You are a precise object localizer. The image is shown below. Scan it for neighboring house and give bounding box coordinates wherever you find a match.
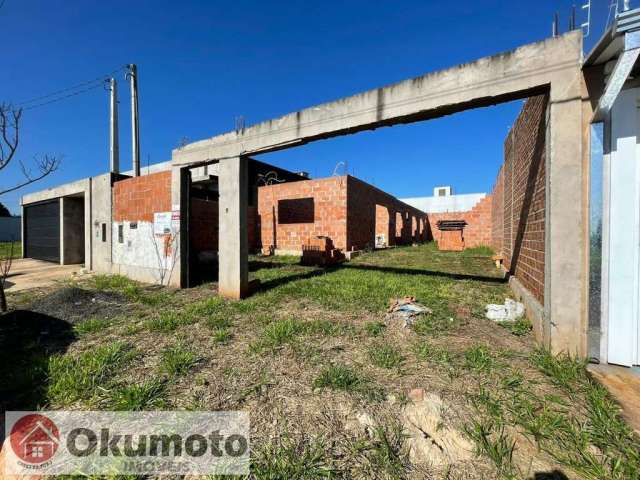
[402,187,487,214]
[583,7,640,367]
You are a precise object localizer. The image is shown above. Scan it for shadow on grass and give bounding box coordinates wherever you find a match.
[255,267,333,292]
[0,310,76,410]
[249,260,298,272]
[339,263,508,284]
[254,260,507,293]
[534,471,569,480]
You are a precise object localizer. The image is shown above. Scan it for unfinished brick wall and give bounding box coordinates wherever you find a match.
[257,175,428,254]
[346,176,428,251]
[492,94,548,303]
[190,198,218,253]
[190,199,258,254]
[257,176,348,252]
[491,166,505,254]
[427,195,493,250]
[113,171,172,222]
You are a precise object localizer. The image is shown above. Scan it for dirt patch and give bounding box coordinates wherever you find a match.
[27,287,131,324]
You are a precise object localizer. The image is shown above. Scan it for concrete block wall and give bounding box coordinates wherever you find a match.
[427,195,493,250]
[491,94,548,304]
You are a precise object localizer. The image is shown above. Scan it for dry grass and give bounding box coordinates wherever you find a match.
[2,243,638,479]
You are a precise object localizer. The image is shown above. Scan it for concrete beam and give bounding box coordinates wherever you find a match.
[173,32,582,166]
[21,178,90,206]
[218,156,248,299]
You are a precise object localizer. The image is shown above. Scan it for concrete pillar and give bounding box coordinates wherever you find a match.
[85,183,92,270]
[218,155,249,299]
[545,74,588,355]
[59,199,65,266]
[20,204,25,259]
[169,166,186,288]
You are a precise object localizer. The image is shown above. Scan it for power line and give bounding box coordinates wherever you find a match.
[21,82,107,111]
[16,65,127,107]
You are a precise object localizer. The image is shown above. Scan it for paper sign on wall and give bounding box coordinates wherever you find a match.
[153,212,172,235]
[171,210,181,231]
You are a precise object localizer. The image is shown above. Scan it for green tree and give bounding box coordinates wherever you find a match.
[0,202,10,217]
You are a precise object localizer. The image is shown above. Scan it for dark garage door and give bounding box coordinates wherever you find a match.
[24,200,60,263]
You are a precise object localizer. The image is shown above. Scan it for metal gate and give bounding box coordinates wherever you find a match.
[24,199,60,263]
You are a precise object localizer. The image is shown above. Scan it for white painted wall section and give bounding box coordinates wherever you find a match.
[400,193,486,213]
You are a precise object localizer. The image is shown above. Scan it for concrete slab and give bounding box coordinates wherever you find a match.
[4,258,86,292]
[588,363,640,433]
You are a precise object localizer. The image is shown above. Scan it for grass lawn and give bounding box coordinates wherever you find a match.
[0,240,21,258]
[2,243,639,479]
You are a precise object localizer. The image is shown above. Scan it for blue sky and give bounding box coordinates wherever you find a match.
[0,0,615,214]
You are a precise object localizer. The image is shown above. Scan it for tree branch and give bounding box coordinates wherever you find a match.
[0,154,61,196]
[0,103,21,171]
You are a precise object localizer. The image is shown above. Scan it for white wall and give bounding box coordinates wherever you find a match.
[111,220,178,285]
[400,193,486,213]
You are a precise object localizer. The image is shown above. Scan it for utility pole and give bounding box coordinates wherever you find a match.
[109,78,120,174]
[127,64,140,177]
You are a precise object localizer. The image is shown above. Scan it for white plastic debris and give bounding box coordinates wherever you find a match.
[386,296,433,327]
[485,299,524,322]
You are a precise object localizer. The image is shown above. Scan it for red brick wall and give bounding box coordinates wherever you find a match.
[257,175,428,253]
[113,172,172,222]
[257,176,348,252]
[427,195,493,250]
[491,166,505,254]
[190,198,218,253]
[346,176,428,250]
[491,94,548,303]
[190,199,258,254]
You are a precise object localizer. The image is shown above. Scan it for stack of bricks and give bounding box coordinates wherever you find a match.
[301,236,343,266]
[113,171,172,222]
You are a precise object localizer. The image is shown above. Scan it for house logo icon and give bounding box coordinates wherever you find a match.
[9,413,60,465]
